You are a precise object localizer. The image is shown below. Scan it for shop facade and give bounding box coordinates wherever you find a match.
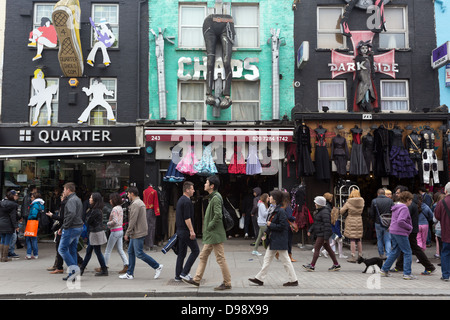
[292,0,450,217]
[1,1,149,208]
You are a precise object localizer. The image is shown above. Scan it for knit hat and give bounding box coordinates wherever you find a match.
[314,196,327,207]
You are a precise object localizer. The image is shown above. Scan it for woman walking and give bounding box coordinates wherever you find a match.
[80,192,108,276]
[248,190,298,286]
[340,189,365,262]
[25,192,44,259]
[303,196,341,272]
[251,193,269,256]
[102,192,128,274]
[380,191,416,280]
[0,191,19,262]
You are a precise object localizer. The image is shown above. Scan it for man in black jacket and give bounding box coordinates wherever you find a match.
[393,187,436,275]
[370,188,393,259]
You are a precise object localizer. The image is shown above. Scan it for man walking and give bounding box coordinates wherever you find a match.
[369,188,393,259]
[434,182,450,281]
[58,182,84,281]
[183,175,231,290]
[175,181,200,282]
[120,187,163,280]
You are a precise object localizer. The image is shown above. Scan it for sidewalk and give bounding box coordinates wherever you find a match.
[0,238,448,299]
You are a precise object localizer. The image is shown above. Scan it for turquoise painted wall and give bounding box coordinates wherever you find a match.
[149,0,294,121]
[435,1,450,108]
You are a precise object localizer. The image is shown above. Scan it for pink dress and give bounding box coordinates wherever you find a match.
[176,146,199,176]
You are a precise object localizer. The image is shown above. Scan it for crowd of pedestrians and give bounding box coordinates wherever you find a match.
[1,179,450,290]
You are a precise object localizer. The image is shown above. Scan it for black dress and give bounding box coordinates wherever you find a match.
[349,126,368,175]
[389,127,417,179]
[331,134,349,176]
[362,133,374,172]
[314,126,330,180]
[296,124,315,176]
[373,125,391,177]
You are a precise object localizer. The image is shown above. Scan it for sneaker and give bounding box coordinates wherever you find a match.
[328,264,341,272]
[182,278,200,287]
[302,264,315,272]
[252,250,262,256]
[390,267,402,273]
[379,269,392,277]
[174,277,182,282]
[52,0,84,77]
[440,277,450,282]
[339,254,348,259]
[248,278,264,286]
[421,269,436,276]
[321,249,328,258]
[154,264,163,279]
[119,273,134,280]
[214,283,232,291]
[403,274,418,280]
[180,274,192,281]
[8,253,19,260]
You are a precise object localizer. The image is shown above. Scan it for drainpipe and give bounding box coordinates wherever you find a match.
[269,28,281,120]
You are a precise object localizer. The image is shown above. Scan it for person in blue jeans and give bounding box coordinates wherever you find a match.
[57,182,84,281]
[120,187,163,280]
[369,189,394,259]
[25,192,45,259]
[380,191,416,280]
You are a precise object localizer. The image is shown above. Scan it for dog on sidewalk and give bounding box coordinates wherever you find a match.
[357,256,383,273]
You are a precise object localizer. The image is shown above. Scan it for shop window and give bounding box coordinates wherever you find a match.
[179,4,207,48]
[231,81,260,121]
[91,4,119,48]
[317,7,346,49]
[379,7,408,49]
[380,80,409,112]
[318,80,347,112]
[179,81,206,120]
[29,77,59,126]
[88,77,117,126]
[231,4,259,48]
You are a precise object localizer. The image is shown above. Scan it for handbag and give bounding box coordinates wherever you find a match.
[261,215,275,249]
[374,200,391,228]
[89,230,107,246]
[24,220,39,237]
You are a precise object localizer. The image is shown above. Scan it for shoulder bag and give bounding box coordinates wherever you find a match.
[374,199,391,228]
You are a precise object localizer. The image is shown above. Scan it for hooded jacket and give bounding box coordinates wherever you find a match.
[251,187,262,216]
[340,197,365,239]
[389,203,413,236]
[28,198,45,221]
[0,199,18,234]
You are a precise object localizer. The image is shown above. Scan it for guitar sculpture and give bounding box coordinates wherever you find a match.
[89,17,113,48]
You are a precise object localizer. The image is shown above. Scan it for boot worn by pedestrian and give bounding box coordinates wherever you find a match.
[95,267,109,276]
[118,265,128,274]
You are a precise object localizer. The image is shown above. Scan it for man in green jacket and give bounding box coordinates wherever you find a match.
[183,175,231,290]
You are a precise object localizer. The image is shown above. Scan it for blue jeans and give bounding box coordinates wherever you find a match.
[58,227,83,270]
[441,242,450,279]
[26,236,38,256]
[381,233,412,275]
[127,236,160,276]
[0,233,12,246]
[375,223,391,256]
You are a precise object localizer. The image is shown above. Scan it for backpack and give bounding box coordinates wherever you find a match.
[222,204,234,231]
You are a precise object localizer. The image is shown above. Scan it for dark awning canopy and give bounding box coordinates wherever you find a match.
[0,147,140,160]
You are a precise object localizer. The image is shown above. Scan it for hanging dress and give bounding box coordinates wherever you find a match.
[314,126,331,180]
[176,145,199,176]
[331,134,349,176]
[194,143,218,176]
[164,146,185,182]
[246,143,262,175]
[349,127,368,175]
[389,127,417,179]
[362,133,374,172]
[296,124,315,176]
[373,125,391,177]
[214,147,229,174]
[228,145,246,174]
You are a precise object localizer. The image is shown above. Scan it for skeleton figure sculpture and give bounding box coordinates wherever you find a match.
[202,14,236,109]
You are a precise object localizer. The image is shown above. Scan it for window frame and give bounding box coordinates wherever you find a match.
[231,4,260,49]
[87,77,118,126]
[178,4,207,49]
[230,80,261,121]
[178,80,207,121]
[378,6,408,49]
[317,6,347,50]
[90,3,120,49]
[317,80,347,112]
[380,79,410,112]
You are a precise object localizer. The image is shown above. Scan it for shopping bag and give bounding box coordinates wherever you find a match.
[24,220,39,237]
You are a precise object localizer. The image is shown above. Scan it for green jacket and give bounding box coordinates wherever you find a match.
[202,191,227,244]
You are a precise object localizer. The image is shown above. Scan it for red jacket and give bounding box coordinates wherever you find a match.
[143,186,160,216]
[434,195,450,243]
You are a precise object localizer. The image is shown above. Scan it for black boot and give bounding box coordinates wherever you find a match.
[95,266,108,276]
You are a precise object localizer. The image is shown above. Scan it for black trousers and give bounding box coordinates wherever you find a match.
[202,14,235,96]
[395,232,435,271]
[175,230,200,278]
